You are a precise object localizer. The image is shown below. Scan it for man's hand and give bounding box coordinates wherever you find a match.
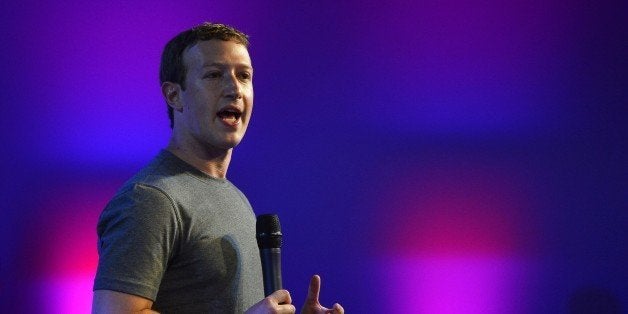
[245,289,296,314]
[301,275,344,314]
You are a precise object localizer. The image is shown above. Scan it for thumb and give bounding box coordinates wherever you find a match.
[305,275,321,304]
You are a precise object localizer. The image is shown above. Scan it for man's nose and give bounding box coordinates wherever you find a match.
[223,74,242,100]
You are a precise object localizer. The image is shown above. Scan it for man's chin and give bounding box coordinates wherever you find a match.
[215,137,243,150]
[196,132,246,152]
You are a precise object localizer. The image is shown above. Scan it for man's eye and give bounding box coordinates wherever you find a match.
[238,72,252,80]
[204,71,221,79]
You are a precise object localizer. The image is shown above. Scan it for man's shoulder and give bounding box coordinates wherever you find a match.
[116,150,190,193]
[104,149,244,214]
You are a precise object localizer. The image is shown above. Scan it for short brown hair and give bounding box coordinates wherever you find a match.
[159,22,250,128]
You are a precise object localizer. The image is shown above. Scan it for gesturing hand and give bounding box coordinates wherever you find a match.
[300,275,344,314]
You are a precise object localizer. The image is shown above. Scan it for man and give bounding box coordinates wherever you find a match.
[92,22,344,314]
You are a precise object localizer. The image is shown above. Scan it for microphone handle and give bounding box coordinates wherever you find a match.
[260,247,282,296]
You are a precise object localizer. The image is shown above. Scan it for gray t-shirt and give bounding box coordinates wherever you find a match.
[94,150,263,313]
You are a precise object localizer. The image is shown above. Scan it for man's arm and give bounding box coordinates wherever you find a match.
[92,290,158,314]
[94,185,178,312]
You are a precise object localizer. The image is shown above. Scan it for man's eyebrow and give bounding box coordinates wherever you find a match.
[202,62,253,70]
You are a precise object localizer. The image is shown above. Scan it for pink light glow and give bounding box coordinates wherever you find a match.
[384,256,536,314]
[375,160,540,313]
[29,189,103,277]
[378,162,538,256]
[25,181,120,311]
[35,274,94,314]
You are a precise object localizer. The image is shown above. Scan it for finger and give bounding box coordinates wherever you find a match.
[305,274,321,304]
[277,303,297,313]
[331,303,344,314]
[269,289,292,305]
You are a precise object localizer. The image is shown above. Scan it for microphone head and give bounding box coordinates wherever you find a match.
[256,214,282,249]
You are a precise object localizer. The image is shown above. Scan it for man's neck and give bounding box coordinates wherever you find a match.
[166,140,232,179]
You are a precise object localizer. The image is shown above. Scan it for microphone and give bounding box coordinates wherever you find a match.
[256,214,283,297]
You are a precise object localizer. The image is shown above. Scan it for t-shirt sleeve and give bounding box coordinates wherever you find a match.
[93,183,180,301]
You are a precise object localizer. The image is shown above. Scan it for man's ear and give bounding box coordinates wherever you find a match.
[161,82,183,112]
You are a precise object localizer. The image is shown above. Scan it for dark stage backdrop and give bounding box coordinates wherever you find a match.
[1,1,626,313]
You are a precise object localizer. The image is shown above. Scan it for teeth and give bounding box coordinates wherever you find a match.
[218,109,241,119]
[218,111,240,125]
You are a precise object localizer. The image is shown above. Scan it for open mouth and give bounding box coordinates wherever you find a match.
[216,108,242,125]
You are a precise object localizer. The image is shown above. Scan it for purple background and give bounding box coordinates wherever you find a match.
[2,1,627,313]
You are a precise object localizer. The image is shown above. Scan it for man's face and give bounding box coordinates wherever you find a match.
[175,40,253,152]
